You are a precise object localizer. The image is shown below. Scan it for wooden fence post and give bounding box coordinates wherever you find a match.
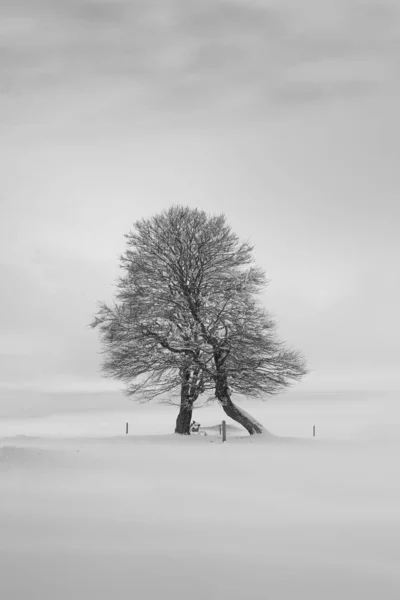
[222,420,226,443]
[313,425,315,438]
[126,422,129,435]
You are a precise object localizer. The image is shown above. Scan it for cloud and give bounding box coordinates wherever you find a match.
[1,0,399,395]
[1,0,399,128]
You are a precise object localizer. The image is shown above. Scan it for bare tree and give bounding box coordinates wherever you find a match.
[91,302,211,434]
[92,206,307,435]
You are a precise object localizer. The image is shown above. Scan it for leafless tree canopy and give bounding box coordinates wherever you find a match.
[92,206,307,434]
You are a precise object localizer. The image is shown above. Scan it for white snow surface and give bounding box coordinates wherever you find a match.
[1,391,399,599]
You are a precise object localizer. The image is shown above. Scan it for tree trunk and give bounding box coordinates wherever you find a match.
[214,361,264,435]
[175,401,193,434]
[175,369,196,434]
[175,364,205,435]
[220,394,264,435]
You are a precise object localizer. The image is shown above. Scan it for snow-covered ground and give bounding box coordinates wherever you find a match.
[1,390,399,599]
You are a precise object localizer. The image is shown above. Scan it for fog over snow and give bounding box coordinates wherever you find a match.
[1,395,400,599]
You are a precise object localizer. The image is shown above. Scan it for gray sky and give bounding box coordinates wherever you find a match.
[1,0,399,394]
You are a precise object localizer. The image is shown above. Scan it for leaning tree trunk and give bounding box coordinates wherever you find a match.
[215,366,264,435]
[220,394,264,435]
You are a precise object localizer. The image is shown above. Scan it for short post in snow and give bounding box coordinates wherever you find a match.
[222,420,227,443]
[313,425,315,438]
[126,422,129,435]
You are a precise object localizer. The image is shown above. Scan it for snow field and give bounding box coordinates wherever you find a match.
[1,392,399,599]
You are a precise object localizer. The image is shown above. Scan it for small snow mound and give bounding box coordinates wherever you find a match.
[0,444,73,471]
[0,445,46,470]
[202,423,247,437]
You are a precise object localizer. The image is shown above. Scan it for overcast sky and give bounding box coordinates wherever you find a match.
[1,0,399,395]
